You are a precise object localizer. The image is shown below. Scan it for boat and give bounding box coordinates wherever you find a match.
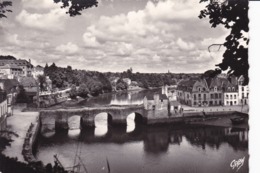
[230,117,246,125]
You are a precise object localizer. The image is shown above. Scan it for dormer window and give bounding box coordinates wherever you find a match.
[228,87,231,91]
[198,88,201,92]
[214,86,217,92]
[232,87,235,91]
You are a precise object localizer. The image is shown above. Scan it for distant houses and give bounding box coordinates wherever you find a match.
[176,75,248,107]
[0,59,33,79]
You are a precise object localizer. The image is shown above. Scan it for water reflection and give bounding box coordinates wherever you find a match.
[94,113,109,136]
[37,125,249,173]
[79,89,160,107]
[39,125,248,152]
[126,113,135,133]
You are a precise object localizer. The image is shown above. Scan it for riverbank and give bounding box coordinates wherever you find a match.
[2,107,39,162]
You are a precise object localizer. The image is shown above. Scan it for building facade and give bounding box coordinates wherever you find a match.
[176,78,210,107]
[238,76,249,105]
[176,76,240,107]
[0,64,23,79]
[32,65,44,79]
[0,92,8,131]
[0,59,33,77]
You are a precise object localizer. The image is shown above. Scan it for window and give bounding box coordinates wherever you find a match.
[234,101,237,105]
[232,87,235,91]
[227,101,229,105]
[194,102,197,105]
[219,93,222,98]
[214,86,217,91]
[203,87,206,91]
[194,94,196,100]
[152,105,155,110]
[226,94,229,99]
[215,93,218,99]
[242,93,244,99]
[228,87,231,91]
[211,94,214,99]
[203,94,206,100]
[161,99,163,102]
[215,101,217,105]
[219,101,222,105]
[230,95,233,99]
[198,88,201,92]
[234,95,236,99]
[187,94,189,99]
[247,93,249,98]
[242,87,244,91]
[198,94,201,98]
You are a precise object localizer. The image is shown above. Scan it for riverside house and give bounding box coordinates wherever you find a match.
[238,75,249,105]
[176,76,240,107]
[176,78,210,107]
[144,86,169,110]
[223,80,239,106]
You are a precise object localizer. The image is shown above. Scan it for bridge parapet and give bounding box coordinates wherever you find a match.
[39,105,146,132]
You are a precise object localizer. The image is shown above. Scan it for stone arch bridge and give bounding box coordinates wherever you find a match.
[39,105,146,132]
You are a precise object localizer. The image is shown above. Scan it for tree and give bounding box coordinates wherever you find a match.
[78,83,89,98]
[69,84,77,99]
[0,1,12,19]
[37,75,46,92]
[53,0,98,17]
[199,0,249,85]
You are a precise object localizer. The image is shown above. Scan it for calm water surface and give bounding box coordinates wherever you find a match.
[36,89,249,173]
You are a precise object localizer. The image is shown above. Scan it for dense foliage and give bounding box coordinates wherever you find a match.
[16,85,29,103]
[53,0,98,16]
[0,1,12,19]
[44,63,112,97]
[199,0,249,85]
[0,55,16,60]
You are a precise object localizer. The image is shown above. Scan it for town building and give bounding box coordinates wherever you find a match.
[223,80,239,106]
[0,59,33,77]
[238,76,249,105]
[0,64,23,79]
[18,76,38,103]
[0,79,19,114]
[176,78,210,107]
[143,93,168,110]
[32,65,44,79]
[207,77,226,106]
[176,76,240,107]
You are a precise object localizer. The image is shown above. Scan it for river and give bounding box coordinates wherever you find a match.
[35,89,249,173]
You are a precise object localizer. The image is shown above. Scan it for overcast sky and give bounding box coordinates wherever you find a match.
[0,0,228,73]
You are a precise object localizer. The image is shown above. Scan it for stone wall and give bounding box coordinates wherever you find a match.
[22,117,40,163]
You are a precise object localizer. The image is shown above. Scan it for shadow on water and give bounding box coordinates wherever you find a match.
[38,124,248,153]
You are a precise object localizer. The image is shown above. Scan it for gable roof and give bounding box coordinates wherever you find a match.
[177,78,198,92]
[0,64,22,69]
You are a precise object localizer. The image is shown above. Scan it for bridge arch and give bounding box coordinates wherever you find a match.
[94,112,113,136]
[126,112,145,133]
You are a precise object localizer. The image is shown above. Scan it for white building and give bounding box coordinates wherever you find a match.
[0,59,33,77]
[0,64,23,79]
[32,65,44,79]
[238,76,249,105]
[223,84,239,106]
